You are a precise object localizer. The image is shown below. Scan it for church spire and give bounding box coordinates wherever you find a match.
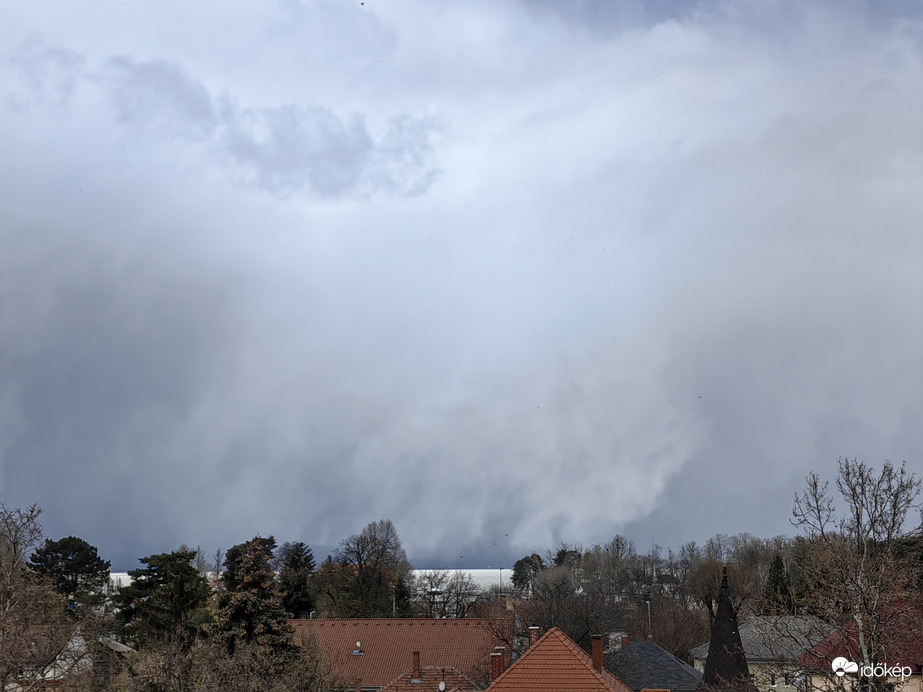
[698,567,757,692]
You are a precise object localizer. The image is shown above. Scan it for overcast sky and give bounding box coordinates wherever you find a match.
[2,0,921,571]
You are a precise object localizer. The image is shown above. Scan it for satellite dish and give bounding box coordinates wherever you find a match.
[356,641,361,648]
[439,683,446,691]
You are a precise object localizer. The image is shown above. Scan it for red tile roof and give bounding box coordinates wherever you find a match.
[486,627,634,692]
[291,618,511,689]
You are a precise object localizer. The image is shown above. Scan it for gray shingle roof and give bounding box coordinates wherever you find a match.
[604,641,703,692]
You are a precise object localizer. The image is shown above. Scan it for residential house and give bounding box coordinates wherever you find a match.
[692,615,827,692]
[798,604,923,692]
[1,624,105,691]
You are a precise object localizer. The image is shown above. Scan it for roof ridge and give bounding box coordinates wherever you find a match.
[380,664,479,691]
[487,627,631,691]
[553,629,633,690]
[553,629,606,678]
[656,643,702,672]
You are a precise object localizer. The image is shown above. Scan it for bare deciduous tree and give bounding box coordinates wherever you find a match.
[413,569,451,617]
[412,570,482,618]
[792,458,922,692]
[321,519,413,617]
[0,503,44,607]
[0,503,89,690]
[625,594,709,662]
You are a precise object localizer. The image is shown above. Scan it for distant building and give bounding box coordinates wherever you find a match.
[106,572,133,596]
[5,625,132,690]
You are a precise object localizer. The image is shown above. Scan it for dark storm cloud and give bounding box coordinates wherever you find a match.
[0,216,245,566]
[1,1,921,570]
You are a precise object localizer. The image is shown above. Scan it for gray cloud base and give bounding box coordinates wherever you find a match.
[1,1,921,569]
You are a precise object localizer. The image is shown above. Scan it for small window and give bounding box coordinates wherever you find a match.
[770,674,777,687]
[783,674,791,686]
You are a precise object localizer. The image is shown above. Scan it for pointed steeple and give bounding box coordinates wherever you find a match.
[698,567,757,692]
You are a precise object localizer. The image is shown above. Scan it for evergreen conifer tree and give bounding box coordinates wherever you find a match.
[216,537,295,657]
[222,535,276,591]
[278,541,316,618]
[117,550,209,647]
[760,554,794,615]
[29,535,110,606]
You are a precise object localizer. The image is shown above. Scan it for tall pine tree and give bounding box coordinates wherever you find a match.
[760,554,795,614]
[117,550,209,647]
[278,541,316,618]
[215,537,295,656]
[29,535,110,606]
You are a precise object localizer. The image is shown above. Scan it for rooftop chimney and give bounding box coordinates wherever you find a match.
[494,645,507,670]
[621,635,629,649]
[647,634,653,641]
[529,626,541,646]
[412,651,421,680]
[592,634,604,673]
[770,608,778,617]
[490,652,504,682]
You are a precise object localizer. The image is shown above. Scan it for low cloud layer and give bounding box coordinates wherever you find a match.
[1,1,921,570]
